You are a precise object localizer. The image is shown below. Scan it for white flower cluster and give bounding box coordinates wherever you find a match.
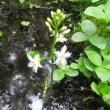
[56,26,70,43]
[45,9,70,43]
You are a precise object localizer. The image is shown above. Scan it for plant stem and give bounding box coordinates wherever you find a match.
[50,33,57,58]
[49,30,57,84]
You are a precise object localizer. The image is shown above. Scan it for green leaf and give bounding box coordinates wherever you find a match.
[91,82,100,95]
[70,63,79,69]
[84,6,106,20]
[65,68,79,77]
[78,57,84,67]
[84,58,96,72]
[95,67,110,81]
[92,0,100,3]
[79,65,92,78]
[103,94,110,105]
[53,69,65,81]
[89,35,106,49]
[19,0,25,3]
[105,0,110,22]
[98,82,110,95]
[81,20,97,36]
[77,57,92,77]
[102,60,110,70]
[85,48,102,66]
[71,32,88,42]
[106,26,110,32]
[0,31,3,38]
[60,65,69,70]
[27,50,38,57]
[21,21,30,26]
[100,49,110,61]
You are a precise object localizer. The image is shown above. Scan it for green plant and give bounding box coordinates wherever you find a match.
[0,31,3,38]
[84,0,110,23]
[19,0,25,4]
[21,21,30,27]
[91,82,110,105]
[70,0,110,105]
[71,0,110,80]
[26,9,78,93]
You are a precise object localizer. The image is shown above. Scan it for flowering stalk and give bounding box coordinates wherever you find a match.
[45,9,71,84]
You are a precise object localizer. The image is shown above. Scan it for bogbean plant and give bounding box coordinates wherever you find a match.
[71,0,110,105]
[26,9,79,93]
[26,0,110,106]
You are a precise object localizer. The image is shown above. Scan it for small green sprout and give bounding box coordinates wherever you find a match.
[19,0,25,4]
[0,31,4,38]
[91,82,110,105]
[21,21,30,27]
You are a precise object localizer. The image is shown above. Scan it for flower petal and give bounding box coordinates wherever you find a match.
[28,62,34,67]
[27,55,34,62]
[64,52,71,58]
[61,45,67,54]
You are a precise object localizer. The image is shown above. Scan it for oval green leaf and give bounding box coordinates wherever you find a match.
[81,20,97,36]
[65,68,79,77]
[53,69,65,81]
[71,32,88,42]
[70,63,79,69]
[98,82,110,95]
[89,35,106,49]
[95,67,110,81]
[85,49,102,66]
[84,58,96,72]
[79,65,92,78]
[91,82,100,95]
[102,60,110,70]
[84,6,106,20]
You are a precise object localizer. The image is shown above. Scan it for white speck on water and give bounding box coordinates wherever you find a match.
[9,52,17,63]
[1,105,10,110]
[29,93,44,110]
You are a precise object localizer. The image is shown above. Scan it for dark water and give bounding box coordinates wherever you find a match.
[0,1,110,110]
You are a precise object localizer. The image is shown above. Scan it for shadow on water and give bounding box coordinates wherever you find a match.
[0,1,110,110]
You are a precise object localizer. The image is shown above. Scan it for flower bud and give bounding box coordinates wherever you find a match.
[49,27,53,32]
[45,21,51,27]
[57,9,62,14]
[62,29,71,34]
[47,17,52,24]
[51,11,55,18]
[55,16,60,21]
[62,15,66,19]
[61,26,67,31]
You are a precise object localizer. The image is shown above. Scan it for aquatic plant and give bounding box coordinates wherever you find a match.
[70,0,110,105]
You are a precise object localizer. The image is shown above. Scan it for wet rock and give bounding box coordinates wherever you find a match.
[10,98,29,110]
[9,71,29,96]
[3,48,26,67]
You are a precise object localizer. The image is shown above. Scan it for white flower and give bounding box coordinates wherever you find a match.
[56,33,68,43]
[60,26,67,31]
[62,29,71,34]
[27,54,42,73]
[54,45,71,65]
